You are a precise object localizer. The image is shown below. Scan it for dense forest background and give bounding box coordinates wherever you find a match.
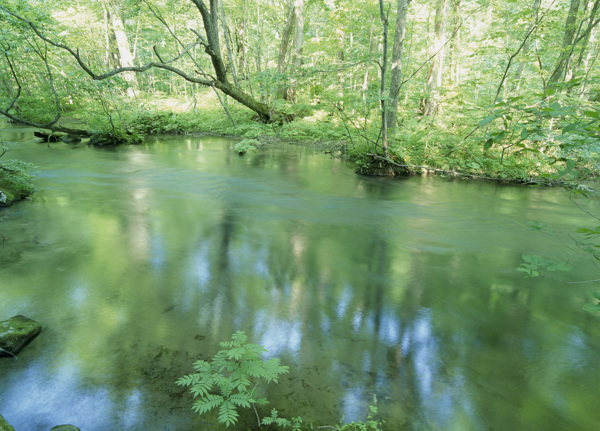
[1,0,599,180]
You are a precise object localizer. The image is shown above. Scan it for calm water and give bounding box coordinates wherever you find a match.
[1,120,599,431]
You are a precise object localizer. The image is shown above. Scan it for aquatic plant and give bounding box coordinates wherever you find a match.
[177,331,385,430]
[176,331,289,427]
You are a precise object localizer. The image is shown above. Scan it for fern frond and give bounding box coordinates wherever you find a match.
[254,397,269,405]
[229,393,252,408]
[175,373,200,387]
[192,394,224,415]
[226,346,246,360]
[192,360,211,373]
[231,331,247,344]
[190,378,213,398]
[218,400,240,427]
[262,358,290,382]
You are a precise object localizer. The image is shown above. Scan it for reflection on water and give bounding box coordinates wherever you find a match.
[1,122,600,430]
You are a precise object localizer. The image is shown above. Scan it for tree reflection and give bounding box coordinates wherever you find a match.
[1,132,600,430]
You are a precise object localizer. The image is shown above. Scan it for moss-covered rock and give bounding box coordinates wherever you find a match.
[0,315,42,358]
[0,159,35,207]
[0,414,16,431]
[50,425,81,431]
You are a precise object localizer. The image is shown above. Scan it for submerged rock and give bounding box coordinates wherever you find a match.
[0,414,16,431]
[0,315,42,358]
[0,159,35,207]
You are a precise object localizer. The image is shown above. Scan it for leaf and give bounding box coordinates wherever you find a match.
[192,394,224,415]
[190,378,213,398]
[229,393,252,408]
[588,290,600,300]
[218,401,240,427]
[583,303,600,313]
[484,139,494,150]
[583,110,600,119]
[561,123,579,134]
[478,115,497,127]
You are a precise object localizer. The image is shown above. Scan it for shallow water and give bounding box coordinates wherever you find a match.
[1,121,599,430]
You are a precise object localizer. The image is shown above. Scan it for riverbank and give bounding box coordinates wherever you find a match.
[66,93,594,184]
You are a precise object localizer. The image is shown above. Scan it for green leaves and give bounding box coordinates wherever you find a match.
[176,331,290,427]
[583,291,600,314]
[517,255,572,277]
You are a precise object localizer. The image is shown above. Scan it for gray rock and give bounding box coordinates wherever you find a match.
[0,315,42,358]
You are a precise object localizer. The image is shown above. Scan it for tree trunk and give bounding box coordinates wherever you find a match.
[0,0,276,122]
[449,0,462,85]
[277,1,296,99]
[387,0,411,138]
[568,0,600,85]
[511,0,541,93]
[421,0,448,116]
[191,0,271,119]
[105,0,138,97]
[379,0,389,158]
[548,0,581,86]
[286,0,304,102]
[219,0,239,88]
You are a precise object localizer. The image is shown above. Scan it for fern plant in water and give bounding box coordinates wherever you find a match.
[176,331,289,427]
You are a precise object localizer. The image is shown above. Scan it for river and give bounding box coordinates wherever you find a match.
[1,120,599,430]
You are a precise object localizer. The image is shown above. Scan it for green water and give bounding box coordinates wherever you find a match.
[1,121,599,430]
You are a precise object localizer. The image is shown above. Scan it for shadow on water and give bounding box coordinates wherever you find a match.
[1,123,600,430]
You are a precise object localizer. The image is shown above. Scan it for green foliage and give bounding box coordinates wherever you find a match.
[517,254,572,278]
[0,146,36,204]
[583,290,600,314]
[476,97,600,182]
[176,331,289,427]
[261,409,305,430]
[234,139,263,155]
[336,397,384,431]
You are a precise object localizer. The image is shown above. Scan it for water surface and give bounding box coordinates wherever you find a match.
[1,121,599,430]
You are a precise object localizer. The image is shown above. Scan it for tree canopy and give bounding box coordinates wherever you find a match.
[0,0,598,178]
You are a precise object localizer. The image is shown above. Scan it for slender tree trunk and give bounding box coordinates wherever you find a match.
[449,0,462,85]
[421,0,448,116]
[105,0,138,97]
[548,0,581,86]
[286,0,304,102]
[379,0,389,158]
[511,0,542,93]
[387,0,411,138]
[219,0,239,88]
[569,0,600,84]
[277,1,296,99]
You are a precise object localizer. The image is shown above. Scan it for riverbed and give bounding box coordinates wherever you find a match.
[1,120,599,430]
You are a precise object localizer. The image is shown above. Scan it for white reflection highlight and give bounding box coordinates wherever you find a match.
[413,309,435,400]
[260,320,302,358]
[352,309,363,331]
[336,284,352,318]
[341,386,364,423]
[379,312,400,344]
[1,360,122,430]
[190,246,211,288]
